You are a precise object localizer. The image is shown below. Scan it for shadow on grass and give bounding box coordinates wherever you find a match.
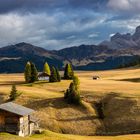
[58,115,98,122]
[24,97,86,114]
[0,81,25,86]
[95,92,140,136]
[116,78,140,83]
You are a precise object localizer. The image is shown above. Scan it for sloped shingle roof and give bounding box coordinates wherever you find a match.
[0,102,34,116]
[38,72,50,77]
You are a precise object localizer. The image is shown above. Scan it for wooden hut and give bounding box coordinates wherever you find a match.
[0,102,38,137]
[38,72,50,81]
[93,76,100,80]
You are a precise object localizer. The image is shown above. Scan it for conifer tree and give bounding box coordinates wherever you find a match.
[64,63,74,79]
[24,61,31,83]
[49,66,58,82]
[44,62,51,75]
[30,62,38,83]
[9,85,20,101]
[73,75,80,90]
[64,75,81,104]
[56,67,61,82]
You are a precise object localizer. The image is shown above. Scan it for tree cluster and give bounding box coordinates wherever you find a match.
[64,75,81,105]
[24,61,38,83]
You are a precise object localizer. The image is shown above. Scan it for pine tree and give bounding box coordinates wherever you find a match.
[24,61,31,83]
[9,85,20,101]
[64,75,81,104]
[64,63,74,79]
[56,68,61,82]
[30,62,38,83]
[49,66,58,82]
[73,75,80,90]
[44,62,51,75]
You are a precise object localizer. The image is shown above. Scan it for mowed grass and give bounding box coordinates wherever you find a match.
[0,68,140,139]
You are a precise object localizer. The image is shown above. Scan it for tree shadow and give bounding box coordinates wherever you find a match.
[0,93,6,104]
[116,78,140,83]
[95,92,140,136]
[58,115,98,122]
[24,97,86,114]
[0,81,25,86]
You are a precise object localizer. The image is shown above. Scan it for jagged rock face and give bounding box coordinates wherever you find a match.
[133,26,140,41]
[101,25,140,49]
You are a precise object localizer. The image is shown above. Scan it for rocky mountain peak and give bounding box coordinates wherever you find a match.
[135,26,140,33]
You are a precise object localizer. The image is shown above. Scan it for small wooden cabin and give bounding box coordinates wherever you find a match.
[0,102,38,137]
[93,76,100,80]
[38,72,50,81]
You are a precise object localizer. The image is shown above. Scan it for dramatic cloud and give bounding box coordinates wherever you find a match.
[0,0,139,49]
[108,0,140,13]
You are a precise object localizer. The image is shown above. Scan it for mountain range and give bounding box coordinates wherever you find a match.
[0,26,140,73]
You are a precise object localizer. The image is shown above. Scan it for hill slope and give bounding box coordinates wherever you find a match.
[0,68,140,136]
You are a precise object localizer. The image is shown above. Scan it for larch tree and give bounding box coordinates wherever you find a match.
[64,63,74,79]
[56,67,61,82]
[24,61,31,83]
[9,85,20,101]
[49,66,58,82]
[30,62,38,83]
[64,75,81,104]
[44,62,51,75]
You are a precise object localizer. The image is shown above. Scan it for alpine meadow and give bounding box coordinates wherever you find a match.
[0,0,140,140]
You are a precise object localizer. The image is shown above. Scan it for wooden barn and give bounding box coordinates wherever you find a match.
[38,72,50,81]
[0,102,38,137]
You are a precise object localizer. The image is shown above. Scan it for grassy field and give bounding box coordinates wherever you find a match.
[1,130,140,140]
[0,67,140,139]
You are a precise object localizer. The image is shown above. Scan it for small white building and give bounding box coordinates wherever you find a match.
[38,72,50,81]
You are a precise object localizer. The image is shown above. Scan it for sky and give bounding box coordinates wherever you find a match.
[0,0,140,50]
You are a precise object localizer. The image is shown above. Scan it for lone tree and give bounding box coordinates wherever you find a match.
[44,62,51,75]
[24,61,31,83]
[9,85,20,101]
[49,66,58,82]
[64,63,74,79]
[64,75,81,104]
[56,67,61,82]
[30,62,38,83]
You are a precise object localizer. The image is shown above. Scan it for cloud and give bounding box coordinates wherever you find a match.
[88,33,99,38]
[108,0,140,12]
[0,11,108,49]
[0,0,139,50]
[0,0,107,14]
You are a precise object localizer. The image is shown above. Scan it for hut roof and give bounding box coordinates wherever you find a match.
[38,72,50,77]
[0,102,34,116]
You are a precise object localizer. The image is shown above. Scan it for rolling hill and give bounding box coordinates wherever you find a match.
[0,68,140,139]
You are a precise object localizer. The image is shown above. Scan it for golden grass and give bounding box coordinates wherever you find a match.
[1,130,140,140]
[0,68,140,139]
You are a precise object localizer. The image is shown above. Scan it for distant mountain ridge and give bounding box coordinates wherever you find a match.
[0,26,140,73]
[100,26,140,49]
